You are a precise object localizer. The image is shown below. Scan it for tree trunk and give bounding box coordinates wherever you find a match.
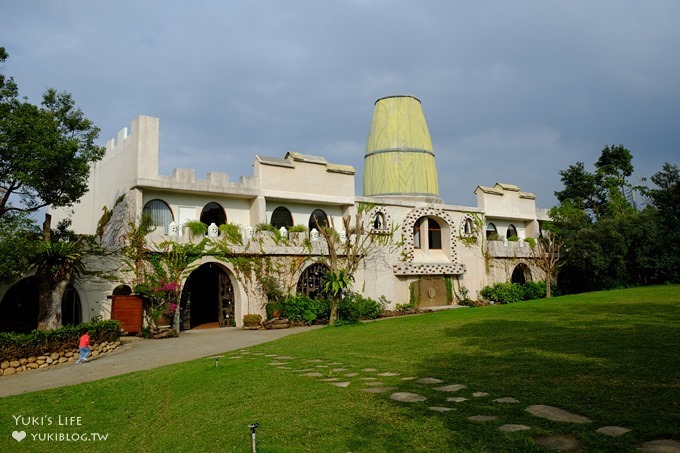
[36,267,73,331]
[329,297,339,326]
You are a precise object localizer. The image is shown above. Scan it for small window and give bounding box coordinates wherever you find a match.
[308,209,328,230]
[428,218,442,250]
[463,218,474,235]
[507,224,518,240]
[271,207,293,229]
[486,223,498,240]
[200,202,226,226]
[142,199,174,234]
[373,212,385,230]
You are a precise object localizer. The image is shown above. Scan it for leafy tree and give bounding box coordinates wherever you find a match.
[315,204,396,325]
[0,47,105,218]
[0,212,40,284]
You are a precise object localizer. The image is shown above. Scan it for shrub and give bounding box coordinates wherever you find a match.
[338,292,385,322]
[480,281,547,304]
[242,314,262,327]
[0,320,122,360]
[280,295,330,324]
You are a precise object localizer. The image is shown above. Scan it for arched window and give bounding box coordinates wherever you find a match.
[486,223,498,240]
[511,264,531,284]
[463,218,474,235]
[414,217,442,250]
[308,209,328,230]
[200,202,226,227]
[296,263,329,299]
[373,212,385,230]
[142,199,174,234]
[413,218,422,249]
[428,218,442,250]
[271,207,293,229]
[507,224,518,240]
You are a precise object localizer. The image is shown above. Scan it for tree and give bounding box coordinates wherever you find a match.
[316,204,396,325]
[531,220,564,298]
[0,48,105,218]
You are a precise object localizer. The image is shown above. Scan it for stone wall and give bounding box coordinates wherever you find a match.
[0,341,121,377]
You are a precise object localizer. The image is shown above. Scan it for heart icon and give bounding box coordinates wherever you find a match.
[12,431,26,442]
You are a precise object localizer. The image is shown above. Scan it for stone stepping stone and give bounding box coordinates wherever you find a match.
[277,366,293,369]
[429,406,455,413]
[498,424,531,432]
[267,361,286,365]
[415,377,444,384]
[344,372,359,377]
[364,381,386,386]
[302,372,324,377]
[331,381,351,388]
[532,434,583,452]
[320,377,340,382]
[596,426,631,437]
[377,372,400,377]
[434,384,466,392]
[328,362,343,365]
[447,397,468,403]
[240,351,252,355]
[277,356,295,359]
[390,392,427,403]
[472,392,489,397]
[362,368,377,372]
[315,365,329,368]
[359,377,377,381]
[525,405,592,424]
[292,368,314,373]
[306,359,324,363]
[331,368,347,372]
[468,415,499,422]
[494,397,519,403]
[401,377,417,381]
[253,352,267,356]
[639,439,680,452]
[363,387,395,394]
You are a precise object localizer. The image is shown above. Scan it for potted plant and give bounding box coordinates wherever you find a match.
[242,314,262,329]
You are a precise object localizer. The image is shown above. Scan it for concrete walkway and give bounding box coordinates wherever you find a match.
[0,325,322,398]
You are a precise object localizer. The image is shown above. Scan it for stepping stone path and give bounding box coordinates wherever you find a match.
[363,387,395,394]
[415,377,444,384]
[596,426,631,437]
[525,405,592,424]
[533,434,583,452]
[249,353,671,451]
[390,392,427,403]
[639,439,680,452]
[494,397,519,403]
[434,384,466,392]
[468,415,499,422]
[498,424,531,432]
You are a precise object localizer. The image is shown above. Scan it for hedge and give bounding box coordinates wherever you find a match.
[0,320,122,360]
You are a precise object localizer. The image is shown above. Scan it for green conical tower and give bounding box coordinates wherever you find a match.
[363,95,440,200]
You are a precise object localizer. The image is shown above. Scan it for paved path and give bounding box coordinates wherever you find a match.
[0,326,322,398]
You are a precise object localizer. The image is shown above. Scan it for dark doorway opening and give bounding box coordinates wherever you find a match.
[180,263,234,329]
[511,264,531,284]
[0,277,81,333]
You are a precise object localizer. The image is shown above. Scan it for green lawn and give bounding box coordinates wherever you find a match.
[2,286,679,452]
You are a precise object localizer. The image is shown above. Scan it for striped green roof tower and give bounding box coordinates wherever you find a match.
[363,95,440,200]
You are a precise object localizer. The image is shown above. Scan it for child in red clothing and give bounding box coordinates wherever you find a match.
[76,331,91,364]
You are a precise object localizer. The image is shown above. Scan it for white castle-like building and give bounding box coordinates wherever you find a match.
[0,96,549,330]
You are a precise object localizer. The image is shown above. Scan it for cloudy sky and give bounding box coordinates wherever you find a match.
[2,1,678,207]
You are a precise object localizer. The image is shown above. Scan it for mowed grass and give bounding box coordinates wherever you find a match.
[2,286,678,452]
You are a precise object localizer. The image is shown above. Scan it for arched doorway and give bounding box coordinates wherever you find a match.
[0,277,82,332]
[511,264,531,284]
[296,263,328,299]
[180,263,235,329]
